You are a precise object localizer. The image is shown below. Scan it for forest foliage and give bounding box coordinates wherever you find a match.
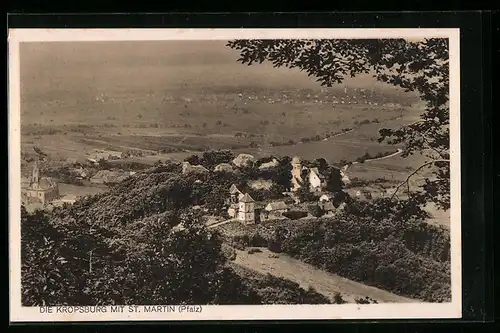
[229,197,451,302]
[227,38,451,212]
[21,161,331,306]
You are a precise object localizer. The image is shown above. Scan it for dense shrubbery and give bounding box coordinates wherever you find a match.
[308,204,325,218]
[43,166,84,186]
[21,167,335,306]
[150,161,183,174]
[22,205,265,305]
[344,177,391,189]
[21,207,86,305]
[51,171,194,230]
[245,274,331,304]
[354,150,398,163]
[107,161,151,172]
[185,150,235,170]
[355,296,378,304]
[258,200,451,302]
[283,210,308,220]
[223,195,450,302]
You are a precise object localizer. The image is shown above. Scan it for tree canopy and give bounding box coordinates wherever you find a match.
[226,38,451,211]
[21,163,337,306]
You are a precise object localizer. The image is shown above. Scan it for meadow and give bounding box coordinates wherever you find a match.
[21,96,419,166]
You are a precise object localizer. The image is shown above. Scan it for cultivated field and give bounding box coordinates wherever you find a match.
[20,103,417,162]
[20,41,422,165]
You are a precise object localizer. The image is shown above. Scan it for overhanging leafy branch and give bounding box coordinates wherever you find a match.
[227,38,451,211]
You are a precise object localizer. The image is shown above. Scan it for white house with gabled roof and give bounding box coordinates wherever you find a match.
[308,167,328,192]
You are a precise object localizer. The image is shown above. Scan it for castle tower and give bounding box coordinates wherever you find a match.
[238,193,255,225]
[31,159,40,189]
[291,156,303,192]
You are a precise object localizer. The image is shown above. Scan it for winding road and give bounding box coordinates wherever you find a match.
[343,148,403,171]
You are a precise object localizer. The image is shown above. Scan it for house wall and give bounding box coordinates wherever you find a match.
[309,172,322,190]
[44,187,59,202]
[291,163,303,191]
[227,204,238,218]
[239,211,255,224]
[25,186,59,204]
[238,202,255,224]
[25,189,40,199]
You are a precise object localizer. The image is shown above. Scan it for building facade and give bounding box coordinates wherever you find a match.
[238,193,256,224]
[262,201,289,220]
[308,167,328,192]
[23,160,59,205]
[291,156,329,193]
[291,156,304,191]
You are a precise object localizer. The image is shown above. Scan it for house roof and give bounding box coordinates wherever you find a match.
[232,154,255,167]
[319,193,334,201]
[182,162,209,174]
[265,201,288,211]
[309,167,326,180]
[258,159,279,170]
[239,193,255,203]
[38,178,58,190]
[215,163,234,172]
[229,184,242,194]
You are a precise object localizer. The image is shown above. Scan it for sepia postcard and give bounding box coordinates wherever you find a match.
[8,28,461,322]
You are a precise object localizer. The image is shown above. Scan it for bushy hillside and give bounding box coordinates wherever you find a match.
[21,160,329,306]
[222,197,451,303]
[21,149,450,305]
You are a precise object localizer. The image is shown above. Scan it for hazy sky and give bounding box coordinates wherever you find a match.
[20,40,383,96]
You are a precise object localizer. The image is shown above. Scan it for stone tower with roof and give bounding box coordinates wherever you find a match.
[291,156,304,192]
[238,193,255,225]
[23,159,59,205]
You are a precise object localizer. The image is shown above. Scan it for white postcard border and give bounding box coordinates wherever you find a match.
[8,28,462,322]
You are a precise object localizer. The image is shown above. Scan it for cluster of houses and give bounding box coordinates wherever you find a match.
[232,87,405,108]
[220,154,351,225]
[21,151,137,210]
[180,153,257,176]
[225,184,292,225]
[85,149,122,164]
[179,152,356,225]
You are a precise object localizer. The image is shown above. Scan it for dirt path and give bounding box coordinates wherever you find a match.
[207,218,236,229]
[232,247,418,304]
[343,149,403,172]
[366,148,403,162]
